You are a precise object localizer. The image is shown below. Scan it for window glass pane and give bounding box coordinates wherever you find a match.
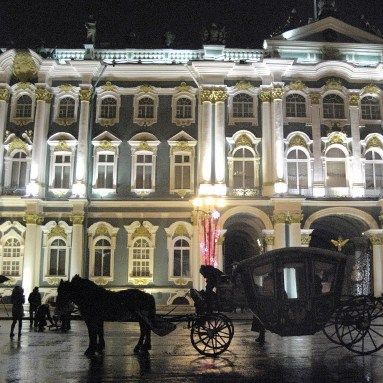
[327,161,346,187]
[58,249,66,275]
[252,264,274,297]
[279,262,306,299]
[103,250,111,276]
[94,250,102,276]
[174,249,181,276]
[106,166,113,188]
[313,261,336,295]
[49,250,57,275]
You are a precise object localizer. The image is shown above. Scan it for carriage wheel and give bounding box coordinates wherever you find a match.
[190,313,234,357]
[323,310,342,345]
[335,296,383,355]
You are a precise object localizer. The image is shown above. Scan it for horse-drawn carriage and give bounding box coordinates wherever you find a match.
[175,246,383,356]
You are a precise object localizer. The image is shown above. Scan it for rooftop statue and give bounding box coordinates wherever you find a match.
[85,15,97,45]
[164,31,175,48]
[202,23,226,45]
[317,0,337,19]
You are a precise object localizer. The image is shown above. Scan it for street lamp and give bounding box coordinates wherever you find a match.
[192,196,225,267]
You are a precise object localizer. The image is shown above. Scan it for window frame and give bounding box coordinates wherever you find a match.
[96,91,120,127]
[364,148,383,191]
[134,94,158,126]
[0,236,23,279]
[228,91,258,126]
[171,94,195,126]
[286,146,312,195]
[361,95,381,122]
[284,92,308,121]
[11,90,35,125]
[322,93,346,120]
[325,144,350,189]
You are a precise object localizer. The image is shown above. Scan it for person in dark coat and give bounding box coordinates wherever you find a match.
[34,304,53,332]
[28,287,41,328]
[10,286,25,338]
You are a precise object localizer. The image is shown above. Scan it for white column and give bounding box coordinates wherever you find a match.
[310,93,325,197]
[365,230,383,297]
[214,100,226,187]
[260,90,273,196]
[22,211,43,298]
[349,94,364,197]
[300,229,313,248]
[28,86,52,197]
[70,215,84,277]
[0,86,10,192]
[262,229,275,252]
[289,220,302,247]
[271,86,287,193]
[73,88,92,197]
[198,95,213,190]
[191,216,201,289]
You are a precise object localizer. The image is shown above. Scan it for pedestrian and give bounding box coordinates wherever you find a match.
[10,286,25,338]
[28,286,41,328]
[34,303,54,331]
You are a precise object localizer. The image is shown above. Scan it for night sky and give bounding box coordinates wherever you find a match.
[1,0,382,50]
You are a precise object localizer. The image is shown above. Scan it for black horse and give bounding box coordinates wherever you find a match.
[56,275,175,356]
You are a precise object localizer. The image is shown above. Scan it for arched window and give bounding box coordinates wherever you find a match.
[173,238,190,277]
[365,150,383,189]
[10,152,28,188]
[58,97,75,118]
[232,93,253,118]
[286,148,309,192]
[49,239,66,276]
[233,147,256,189]
[132,238,150,277]
[100,97,117,119]
[15,95,32,118]
[94,238,111,277]
[286,94,306,117]
[176,98,192,119]
[361,96,381,120]
[323,94,345,119]
[138,97,154,118]
[326,147,347,187]
[2,238,22,276]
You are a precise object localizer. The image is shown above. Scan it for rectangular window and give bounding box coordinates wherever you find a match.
[53,154,71,188]
[136,154,153,189]
[97,154,114,188]
[174,154,191,189]
[11,161,27,188]
[327,161,347,187]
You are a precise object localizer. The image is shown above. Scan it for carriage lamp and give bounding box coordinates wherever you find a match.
[192,196,226,267]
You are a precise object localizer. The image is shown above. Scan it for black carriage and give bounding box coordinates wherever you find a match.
[178,246,383,356]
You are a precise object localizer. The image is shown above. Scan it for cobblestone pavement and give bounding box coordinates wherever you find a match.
[0,318,382,383]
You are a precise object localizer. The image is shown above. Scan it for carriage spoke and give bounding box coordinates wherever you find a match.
[369,327,383,338]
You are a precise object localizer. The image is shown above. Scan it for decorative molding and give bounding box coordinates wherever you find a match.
[58,84,73,93]
[79,89,92,101]
[174,190,191,198]
[264,236,274,246]
[70,213,84,225]
[48,225,67,240]
[173,278,189,286]
[366,136,383,150]
[8,137,27,153]
[309,92,321,104]
[289,80,306,91]
[361,84,380,96]
[56,117,76,126]
[0,88,9,102]
[23,214,43,225]
[131,278,151,286]
[200,88,227,103]
[231,188,259,197]
[329,133,344,144]
[175,82,191,93]
[368,235,383,245]
[258,90,271,103]
[16,82,32,91]
[174,224,189,238]
[93,277,109,286]
[45,277,62,286]
[272,211,303,224]
[235,134,252,148]
[170,141,193,154]
[139,84,154,94]
[54,140,71,152]
[137,141,154,152]
[94,224,110,238]
[271,87,284,100]
[132,225,151,240]
[301,234,311,246]
[348,93,360,106]
[289,135,308,149]
[96,140,116,153]
[12,51,38,82]
[325,78,343,91]
[101,81,117,92]
[35,87,52,103]
[234,81,252,91]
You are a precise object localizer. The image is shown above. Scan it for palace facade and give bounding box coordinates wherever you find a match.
[0,16,383,305]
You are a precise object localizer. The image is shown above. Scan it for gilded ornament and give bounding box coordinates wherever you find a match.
[309,92,321,104]
[23,214,43,224]
[174,224,189,238]
[12,51,38,82]
[70,213,84,225]
[0,88,9,102]
[139,84,154,94]
[271,87,284,100]
[301,234,311,246]
[272,211,302,224]
[46,277,61,286]
[289,80,306,91]
[97,140,115,152]
[217,236,225,245]
[174,190,190,198]
[16,82,32,91]
[56,117,76,126]
[173,278,189,286]
[35,87,52,103]
[200,88,227,103]
[369,235,383,245]
[348,93,360,106]
[176,82,191,93]
[8,137,27,153]
[132,225,151,240]
[234,81,252,91]
[95,224,110,238]
[48,225,67,240]
[101,81,117,92]
[93,277,109,286]
[54,140,71,152]
[235,134,252,148]
[329,133,344,144]
[288,135,308,149]
[330,237,349,252]
[258,90,271,103]
[361,84,380,96]
[3,277,16,286]
[137,141,153,152]
[171,141,193,154]
[325,78,343,91]
[131,278,151,286]
[79,89,92,101]
[264,236,274,246]
[58,84,73,93]
[366,136,383,150]
[232,188,259,197]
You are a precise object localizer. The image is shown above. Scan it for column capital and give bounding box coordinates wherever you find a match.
[309,92,321,105]
[258,90,271,103]
[35,87,53,103]
[273,211,303,224]
[364,229,383,245]
[200,88,227,103]
[79,89,92,101]
[270,87,284,101]
[70,213,85,225]
[23,213,43,225]
[0,87,10,102]
[348,93,360,107]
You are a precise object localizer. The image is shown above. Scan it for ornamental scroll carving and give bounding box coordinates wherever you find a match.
[200,89,227,103]
[174,224,189,238]
[176,82,191,93]
[325,78,343,91]
[309,92,321,105]
[348,93,360,107]
[79,89,92,101]
[48,225,67,240]
[368,235,383,245]
[58,84,73,93]
[361,84,380,96]
[23,214,43,224]
[235,81,252,91]
[101,81,117,92]
[70,213,84,225]
[93,277,109,286]
[235,134,252,148]
[8,137,28,153]
[0,88,9,102]
[271,87,284,100]
[12,51,38,82]
[273,211,303,224]
[170,141,193,155]
[366,136,383,150]
[288,135,308,149]
[289,80,306,91]
[131,278,151,286]
[54,141,71,152]
[258,90,271,103]
[96,140,115,153]
[95,224,110,238]
[132,225,151,240]
[139,85,154,94]
[35,88,52,103]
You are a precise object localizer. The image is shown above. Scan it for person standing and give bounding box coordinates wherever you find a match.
[28,287,41,328]
[10,286,25,338]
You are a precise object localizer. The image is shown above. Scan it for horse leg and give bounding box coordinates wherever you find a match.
[84,320,97,356]
[134,319,145,355]
[97,320,105,353]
